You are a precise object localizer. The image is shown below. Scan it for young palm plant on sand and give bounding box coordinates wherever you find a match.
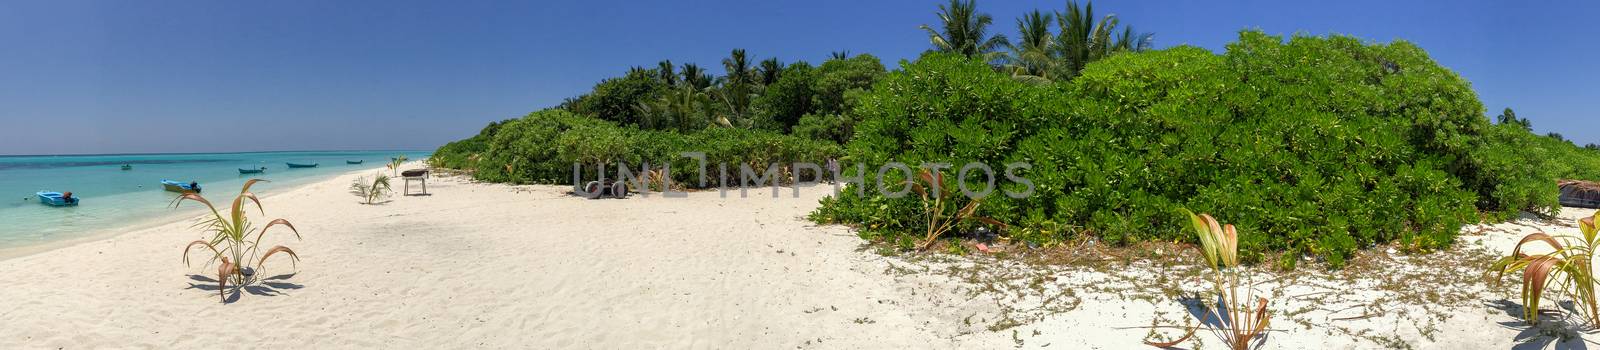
[350,173,392,204]
[1489,212,1600,326]
[388,155,408,176]
[908,168,1004,250]
[175,179,302,302]
[1147,209,1270,349]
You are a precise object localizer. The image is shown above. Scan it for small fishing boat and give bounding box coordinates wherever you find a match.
[238,167,267,174]
[346,160,364,165]
[120,164,133,171]
[286,162,319,168]
[161,180,202,193]
[36,191,80,207]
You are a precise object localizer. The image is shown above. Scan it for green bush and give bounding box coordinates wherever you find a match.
[428,119,510,170]
[564,68,667,126]
[812,54,887,116]
[752,62,817,132]
[429,31,1600,268]
[813,31,1600,266]
[752,54,886,138]
[475,109,603,184]
[792,113,855,145]
[1468,123,1600,219]
[438,108,842,188]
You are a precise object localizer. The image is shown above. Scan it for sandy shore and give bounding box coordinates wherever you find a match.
[0,163,1594,348]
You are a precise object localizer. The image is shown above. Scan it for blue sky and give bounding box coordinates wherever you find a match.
[1,0,1595,155]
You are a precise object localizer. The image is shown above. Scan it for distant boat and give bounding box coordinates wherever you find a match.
[286,162,318,168]
[346,160,363,165]
[120,164,132,171]
[238,167,267,174]
[36,191,79,206]
[161,180,201,193]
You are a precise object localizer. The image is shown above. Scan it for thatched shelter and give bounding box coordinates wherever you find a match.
[1559,180,1600,208]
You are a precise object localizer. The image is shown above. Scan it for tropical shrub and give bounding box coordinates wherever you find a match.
[751,62,816,132]
[175,179,302,302]
[811,52,1061,249]
[811,54,886,116]
[474,109,605,184]
[792,113,854,145]
[429,118,511,170]
[1467,121,1600,219]
[449,108,841,188]
[813,32,1600,266]
[751,54,885,138]
[565,68,667,126]
[430,30,1600,267]
[1018,33,1489,265]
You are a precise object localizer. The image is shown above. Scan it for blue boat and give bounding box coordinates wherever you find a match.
[161,180,202,193]
[286,162,318,168]
[238,167,267,174]
[36,191,79,207]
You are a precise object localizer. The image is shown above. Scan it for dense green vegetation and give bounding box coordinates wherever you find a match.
[433,109,839,187]
[811,32,1600,267]
[432,0,1600,267]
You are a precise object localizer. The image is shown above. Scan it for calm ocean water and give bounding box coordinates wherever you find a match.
[0,151,430,249]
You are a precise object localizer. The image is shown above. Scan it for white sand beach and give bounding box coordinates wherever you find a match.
[0,163,1592,349]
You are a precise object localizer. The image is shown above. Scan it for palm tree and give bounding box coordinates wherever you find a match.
[1114,26,1155,53]
[758,58,784,86]
[681,63,712,90]
[718,49,757,124]
[626,66,651,78]
[636,85,715,132]
[657,60,677,86]
[919,0,1009,62]
[722,49,755,86]
[830,50,851,61]
[1004,9,1055,80]
[1054,0,1152,78]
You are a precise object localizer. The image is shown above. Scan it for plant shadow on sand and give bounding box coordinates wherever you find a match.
[185,273,303,304]
[1147,295,1271,350]
[1488,299,1597,350]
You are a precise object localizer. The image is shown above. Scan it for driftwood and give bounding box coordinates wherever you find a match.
[1559,180,1600,208]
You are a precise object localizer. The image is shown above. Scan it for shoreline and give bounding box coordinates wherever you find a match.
[0,162,408,261]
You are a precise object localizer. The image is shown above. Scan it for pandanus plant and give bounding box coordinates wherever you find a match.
[908,168,1004,250]
[1489,212,1600,326]
[175,179,302,302]
[1147,210,1270,349]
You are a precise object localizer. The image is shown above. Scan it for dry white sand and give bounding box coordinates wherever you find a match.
[0,162,1594,349]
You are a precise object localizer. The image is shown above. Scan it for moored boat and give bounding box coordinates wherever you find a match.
[286,162,318,168]
[239,167,267,174]
[36,191,79,206]
[161,180,202,193]
[346,160,363,165]
[120,164,132,171]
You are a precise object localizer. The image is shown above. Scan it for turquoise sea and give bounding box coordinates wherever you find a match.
[0,151,430,250]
